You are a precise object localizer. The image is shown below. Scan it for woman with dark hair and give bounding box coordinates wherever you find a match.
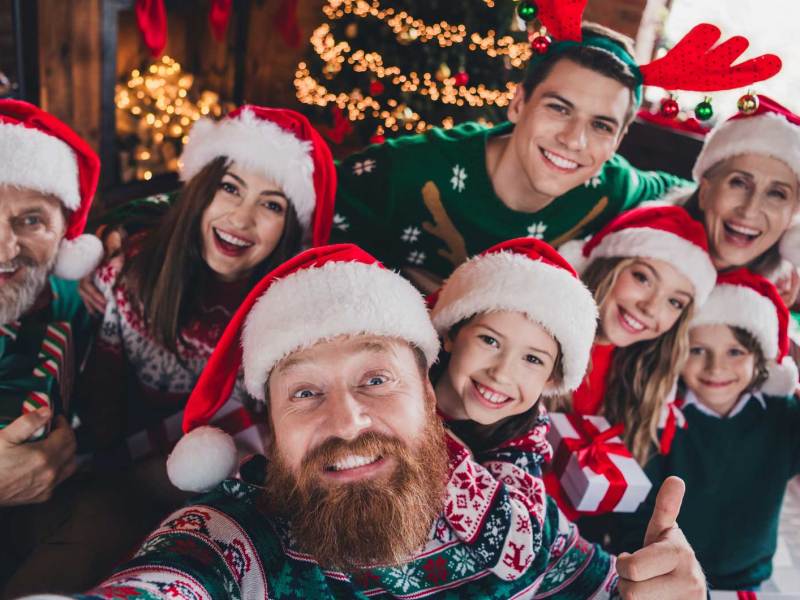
[80,106,335,464]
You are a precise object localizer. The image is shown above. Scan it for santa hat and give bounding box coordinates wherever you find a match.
[166,243,440,492]
[559,205,716,305]
[691,96,800,269]
[0,100,102,280]
[429,238,598,395]
[179,105,336,246]
[691,268,799,396]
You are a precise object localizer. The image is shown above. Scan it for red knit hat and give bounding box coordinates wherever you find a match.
[691,268,799,396]
[560,206,717,305]
[430,238,598,395]
[0,100,102,280]
[179,105,336,246]
[166,243,440,492]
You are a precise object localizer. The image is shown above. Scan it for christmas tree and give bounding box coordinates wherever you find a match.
[295,0,535,146]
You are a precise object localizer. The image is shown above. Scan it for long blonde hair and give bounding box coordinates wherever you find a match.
[578,257,694,464]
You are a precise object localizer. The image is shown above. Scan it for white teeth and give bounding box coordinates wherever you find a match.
[0,266,17,273]
[726,222,760,236]
[330,454,378,472]
[215,228,253,247]
[543,150,579,170]
[621,310,645,332]
[476,382,510,404]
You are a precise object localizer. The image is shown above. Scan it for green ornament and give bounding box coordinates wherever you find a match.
[695,98,713,121]
[516,1,538,22]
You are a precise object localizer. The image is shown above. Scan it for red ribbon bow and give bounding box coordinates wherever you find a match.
[552,415,630,515]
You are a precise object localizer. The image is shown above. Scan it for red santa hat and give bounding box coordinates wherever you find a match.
[691,268,799,396]
[179,105,336,246]
[560,206,717,305]
[429,238,598,395]
[691,96,800,269]
[0,100,102,280]
[166,243,440,492]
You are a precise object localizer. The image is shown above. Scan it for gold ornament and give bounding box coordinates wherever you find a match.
[435,63,451,82]
[397,26,420,45]
[345,22,358,39]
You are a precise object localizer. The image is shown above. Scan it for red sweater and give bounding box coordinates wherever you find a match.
[571,343,615,416]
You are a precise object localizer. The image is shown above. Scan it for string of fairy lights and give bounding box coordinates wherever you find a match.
[294,0,530,135]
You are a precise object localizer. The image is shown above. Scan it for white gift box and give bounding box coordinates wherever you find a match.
[548,413,652,513]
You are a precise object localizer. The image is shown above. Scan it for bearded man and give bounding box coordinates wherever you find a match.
[27,244,707,600]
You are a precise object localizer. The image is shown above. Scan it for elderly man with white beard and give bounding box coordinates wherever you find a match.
[24,244,708,600]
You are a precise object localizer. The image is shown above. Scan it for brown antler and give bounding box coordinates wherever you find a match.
[535,0,587,42]
[639,23,782,92]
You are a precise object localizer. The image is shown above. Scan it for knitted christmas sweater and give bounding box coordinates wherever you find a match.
[48,442,621,600]
[0,277,90,439]
[605,392,800,590]
[81,255,263,461]
[329,122,689,278]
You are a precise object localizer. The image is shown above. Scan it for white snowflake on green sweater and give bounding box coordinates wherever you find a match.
[526,222,548,239]
[353,159,376,175]
[584,175,603,188]
[384,563,423,593]
[401,226,421,243]
[407,250,426,265]
[450,164,467,192]
[333,213,350,231]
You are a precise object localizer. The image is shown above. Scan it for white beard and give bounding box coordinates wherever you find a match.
[0,253,57,325]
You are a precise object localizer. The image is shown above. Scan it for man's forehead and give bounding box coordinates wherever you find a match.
[0,185,62,211]
[273,335,406,376]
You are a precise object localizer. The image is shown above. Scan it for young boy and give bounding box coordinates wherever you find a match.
[610,268,800,590]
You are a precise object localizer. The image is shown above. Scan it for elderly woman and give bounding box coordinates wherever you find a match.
[682,96,800,304]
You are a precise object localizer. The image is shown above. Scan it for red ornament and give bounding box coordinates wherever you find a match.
[530,35,551,55]
[659,96,679,119]
[454,71,469,87]
[369,80,385,96]
[369,133,386,145]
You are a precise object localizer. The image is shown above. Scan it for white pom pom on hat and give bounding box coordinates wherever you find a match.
[166,426,238,493]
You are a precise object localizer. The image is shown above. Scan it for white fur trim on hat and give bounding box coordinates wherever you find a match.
[53,234,103,280]
[762,356,800,396]
[430,251,598,394]
[691,283,779,359]
[693,112,800,183]
[557,238,590,273]
[166,426,238,493]
[779,217,800,268]
[587,227,716,305]
[0,120,80,210]
[179,109,316,230]
[241,261,440,400]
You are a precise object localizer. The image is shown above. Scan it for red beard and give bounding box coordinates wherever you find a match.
[262,419,449,571]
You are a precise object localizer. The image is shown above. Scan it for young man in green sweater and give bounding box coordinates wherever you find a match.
[329,22,690,289]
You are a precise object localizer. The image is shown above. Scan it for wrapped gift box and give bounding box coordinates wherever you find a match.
[547,412,651,514]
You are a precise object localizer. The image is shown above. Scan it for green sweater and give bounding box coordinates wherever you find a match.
[330,121,690,278]
[608,393,800,590]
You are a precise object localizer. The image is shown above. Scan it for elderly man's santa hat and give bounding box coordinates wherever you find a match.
[560,205,717,305]
[429,238,598,395]
[691,95,800,270]
[166,244,440,492]
[179,105,336,245]
[691,268,799,396]
[0,100,102,279]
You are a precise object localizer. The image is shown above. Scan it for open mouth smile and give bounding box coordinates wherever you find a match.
[540,148,582,172]
[212,227,255,256]
[471,379,514,409]
[322,453,388,482]
[618,306,647,334]
[722,220,762,247]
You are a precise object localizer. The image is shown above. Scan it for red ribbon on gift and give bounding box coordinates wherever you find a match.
[552,415,630,514]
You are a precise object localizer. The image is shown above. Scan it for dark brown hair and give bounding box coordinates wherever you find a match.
[730,326,770,392]
[521,22,639,126]
[121,157,303,354]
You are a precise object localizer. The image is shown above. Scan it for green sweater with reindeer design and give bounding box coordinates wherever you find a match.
[330,121,689,278]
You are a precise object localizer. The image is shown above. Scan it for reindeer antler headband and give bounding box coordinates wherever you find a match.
[528,0,782,104]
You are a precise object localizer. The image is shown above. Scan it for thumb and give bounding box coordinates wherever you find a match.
[643,475,685,546]
[0,408,52,445]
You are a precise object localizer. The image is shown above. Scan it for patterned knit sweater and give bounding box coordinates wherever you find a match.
[41,436,621,600]
[330,121,689,279]
[80,255,263,461]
